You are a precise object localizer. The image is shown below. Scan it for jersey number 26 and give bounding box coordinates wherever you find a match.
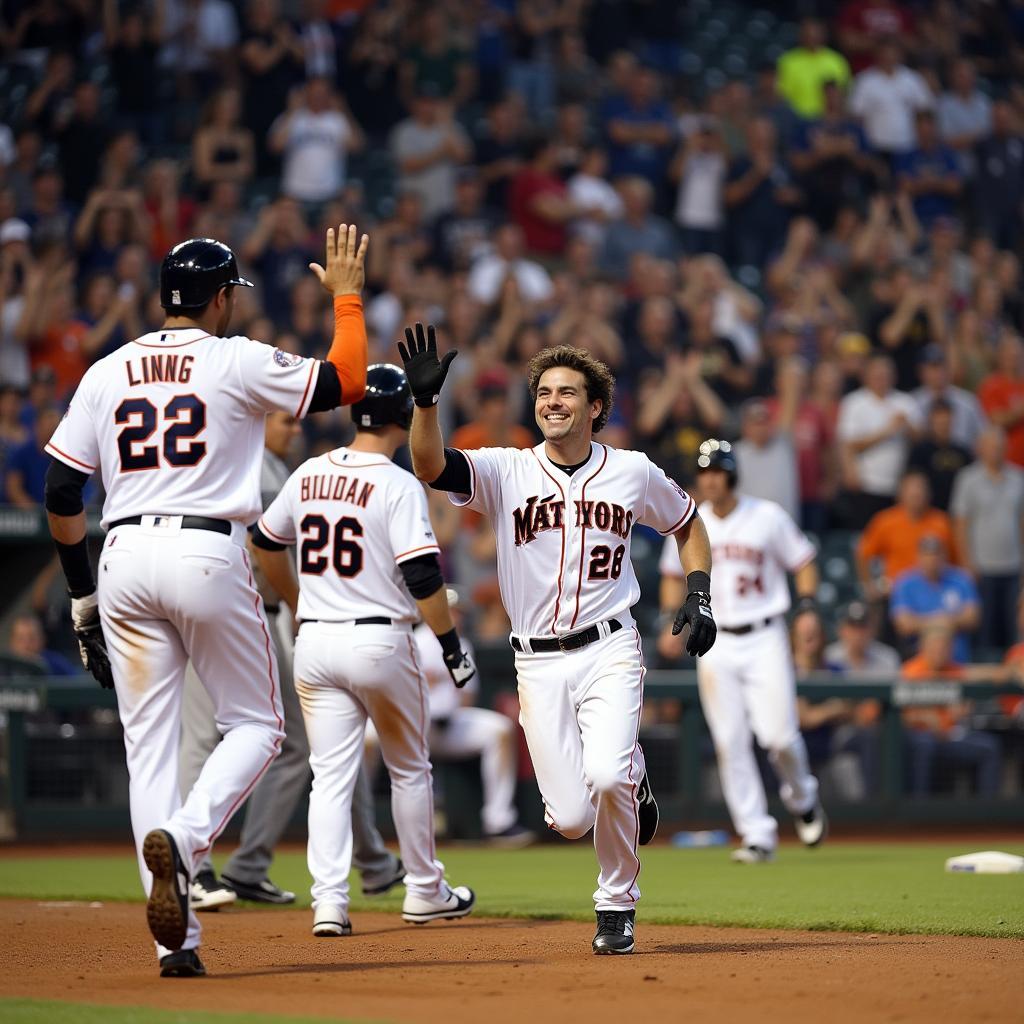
[300,514,364,577]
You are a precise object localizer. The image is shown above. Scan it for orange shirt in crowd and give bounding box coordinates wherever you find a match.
[900,654,966,735]
[450,422,535,527]
[858,505,956,580]
[31,321,90,398]
[1002,644,1024,716]
[978,373,1024,467]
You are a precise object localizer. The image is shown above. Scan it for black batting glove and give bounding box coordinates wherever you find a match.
[671,571,717,657]
[438,627,476,688]
[397,322,457,407]
[71,593,115,690]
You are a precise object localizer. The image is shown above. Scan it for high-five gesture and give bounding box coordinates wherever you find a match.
[397,322,457,408]
[309,223,369,297]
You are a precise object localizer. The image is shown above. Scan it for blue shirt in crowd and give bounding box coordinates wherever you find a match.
[894,144,962,227]
[889,566,980,663]
[600,94,674,183]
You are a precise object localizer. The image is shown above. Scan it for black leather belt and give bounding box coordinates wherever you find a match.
[720,616,776,636]
[110,515,232,535]
[511,618,622,654]
[305,616,393,626]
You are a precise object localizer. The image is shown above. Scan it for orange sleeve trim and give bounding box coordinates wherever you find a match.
[45,442,97,473]
[328,295,367,406]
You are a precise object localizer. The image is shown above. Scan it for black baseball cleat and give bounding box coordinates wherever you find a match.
[592,909,635,954]
[220,875,295,905]
[142,829,190,951]
[362,858,406,897]
[159,948,206,978]
[637,771,659,845]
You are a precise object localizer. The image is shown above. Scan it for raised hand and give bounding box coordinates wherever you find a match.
[309,223,369,297]
[397,322,457,408]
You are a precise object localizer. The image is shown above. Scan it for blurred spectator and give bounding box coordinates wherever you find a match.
[391,88,472,221]
[143,161,195,264]
[161,0,241,95]
[978,332,1024,468]
[56,82,110,206]
[972,101,1024,251]
[6,612,77,675]
[937,58,991,171]
[103,0,165,147]
[907,398,971,511]
[857,470,955,600]
[467,223,553,309]
[23,166,74,245]
[0,219,32,388]
[432,170,499,273]
[900,623,1001,797]
[509,134,575,258]
[241,197,313,326]
[475,98,525,212]
[825,600,901,673]
[670,118,726,256]
[849,39,933,160]
[508,0,571,123]
[451,369,535,453]
[0,385,28,502]
[5,405,61,508]
[599,177,676,278]
[837,353,922,526]
[895,110,962,229]
[270,77,364,205]
[75,272,143,362]
[912,344,986,451]
[723,118,800,270]
[192,181,255,256]
[73,188,151,274]
[23,52,76,137]
[679,292,751,405]
[777,17,850,119]
[890,535,980,662]
[400,7,474,110]
[567,147,623,248]
[837,2,915,76]
[950,427,1024,652]
[600,65,673,186]
[192,88,256,193]
[341,4,404,134]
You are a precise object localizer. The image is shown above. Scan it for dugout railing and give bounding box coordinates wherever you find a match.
[1,655,1022,840]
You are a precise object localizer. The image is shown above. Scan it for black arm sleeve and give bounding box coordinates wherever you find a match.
[426,448,472,493]
[398,552,445,599]
[306,361,342,415]
[44,459,90,516]
[251,522,288,551]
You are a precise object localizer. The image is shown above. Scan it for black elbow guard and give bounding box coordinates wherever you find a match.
[44,459,89,516]
[399,553,445,599]
[251,523,288,551]
[306,361,342,414]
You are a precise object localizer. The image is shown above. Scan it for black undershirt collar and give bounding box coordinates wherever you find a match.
[551,456,590,476]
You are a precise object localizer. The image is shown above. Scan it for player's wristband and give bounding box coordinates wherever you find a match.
[54,538,95,599]
[794,595,818,616]
[437,627,462,659]
[686,571,711,596]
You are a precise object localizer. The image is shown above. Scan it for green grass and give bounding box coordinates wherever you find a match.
[1,843,1022,938]
[0,999,375,1023]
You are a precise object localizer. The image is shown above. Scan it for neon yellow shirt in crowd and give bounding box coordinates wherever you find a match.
[777,47,851,118]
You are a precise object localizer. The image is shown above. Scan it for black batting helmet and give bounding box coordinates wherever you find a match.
[696,438,738,486]
[160,238,253,311]
[351,364,413,430]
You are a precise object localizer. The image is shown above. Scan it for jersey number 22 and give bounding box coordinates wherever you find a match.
[115,395,207,472]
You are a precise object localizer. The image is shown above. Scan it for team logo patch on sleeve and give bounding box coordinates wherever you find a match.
[273,348,303,368]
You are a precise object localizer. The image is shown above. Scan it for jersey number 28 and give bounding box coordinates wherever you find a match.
[115,395,207,472]
[300,514,364,577]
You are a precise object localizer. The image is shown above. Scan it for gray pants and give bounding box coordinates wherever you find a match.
[178,608,398,884]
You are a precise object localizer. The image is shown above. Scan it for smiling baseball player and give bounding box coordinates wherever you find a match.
[251,363,477,937]
[659,440,827,862]
[43,226,369,976]
[398,324,717,955]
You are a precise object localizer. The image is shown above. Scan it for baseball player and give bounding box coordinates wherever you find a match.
[251,363,478,938]
[658,440,827,863]
[398,324,717,955]
[182,411,404,912]
[43,225,370,977]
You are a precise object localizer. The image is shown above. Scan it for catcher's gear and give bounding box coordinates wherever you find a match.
[672,589,717,657]
[443,646,477,689]
[696,438,738,487]
[351,363,414,430]
[160,238,253,311]
[397,322,456,407]
[71,592,115,689]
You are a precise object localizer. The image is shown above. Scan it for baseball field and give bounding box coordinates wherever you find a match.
[1,838,1022,1023]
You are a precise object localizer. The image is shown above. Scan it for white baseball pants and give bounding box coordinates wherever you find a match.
[514,625,645,911]
[98,521,285,959]
[696,618,818,850]
[295,621,444,914]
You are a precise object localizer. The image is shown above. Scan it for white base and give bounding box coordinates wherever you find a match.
[944,850,1024,874]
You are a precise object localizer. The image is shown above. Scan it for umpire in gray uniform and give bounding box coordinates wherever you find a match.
[181,410,405,909]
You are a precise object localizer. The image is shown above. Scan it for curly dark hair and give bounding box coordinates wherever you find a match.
[526,345,615,433]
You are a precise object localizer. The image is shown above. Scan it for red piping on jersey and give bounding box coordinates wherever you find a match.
[295,360,317,418]
[257,517,290,545]
[624,626,645,898]
[569,444,608,630]
[195,553,284,856]
[659,495,696,536]
[134,333,212,349]
[45,442,97,473]
[530,449,567,634]
[790,550,817,575]
[462,449,478,504]
[325,453,393,469]
[394,543,440,562]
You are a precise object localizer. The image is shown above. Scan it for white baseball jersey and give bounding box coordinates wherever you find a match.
[659,494,814,628]
[259,447,439,624]
[46,328,321,528]
[452,441,696,636]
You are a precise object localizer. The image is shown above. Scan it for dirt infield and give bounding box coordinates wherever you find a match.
[1,901,1020,1023]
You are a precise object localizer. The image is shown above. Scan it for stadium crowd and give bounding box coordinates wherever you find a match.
[1,0,1023,799]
